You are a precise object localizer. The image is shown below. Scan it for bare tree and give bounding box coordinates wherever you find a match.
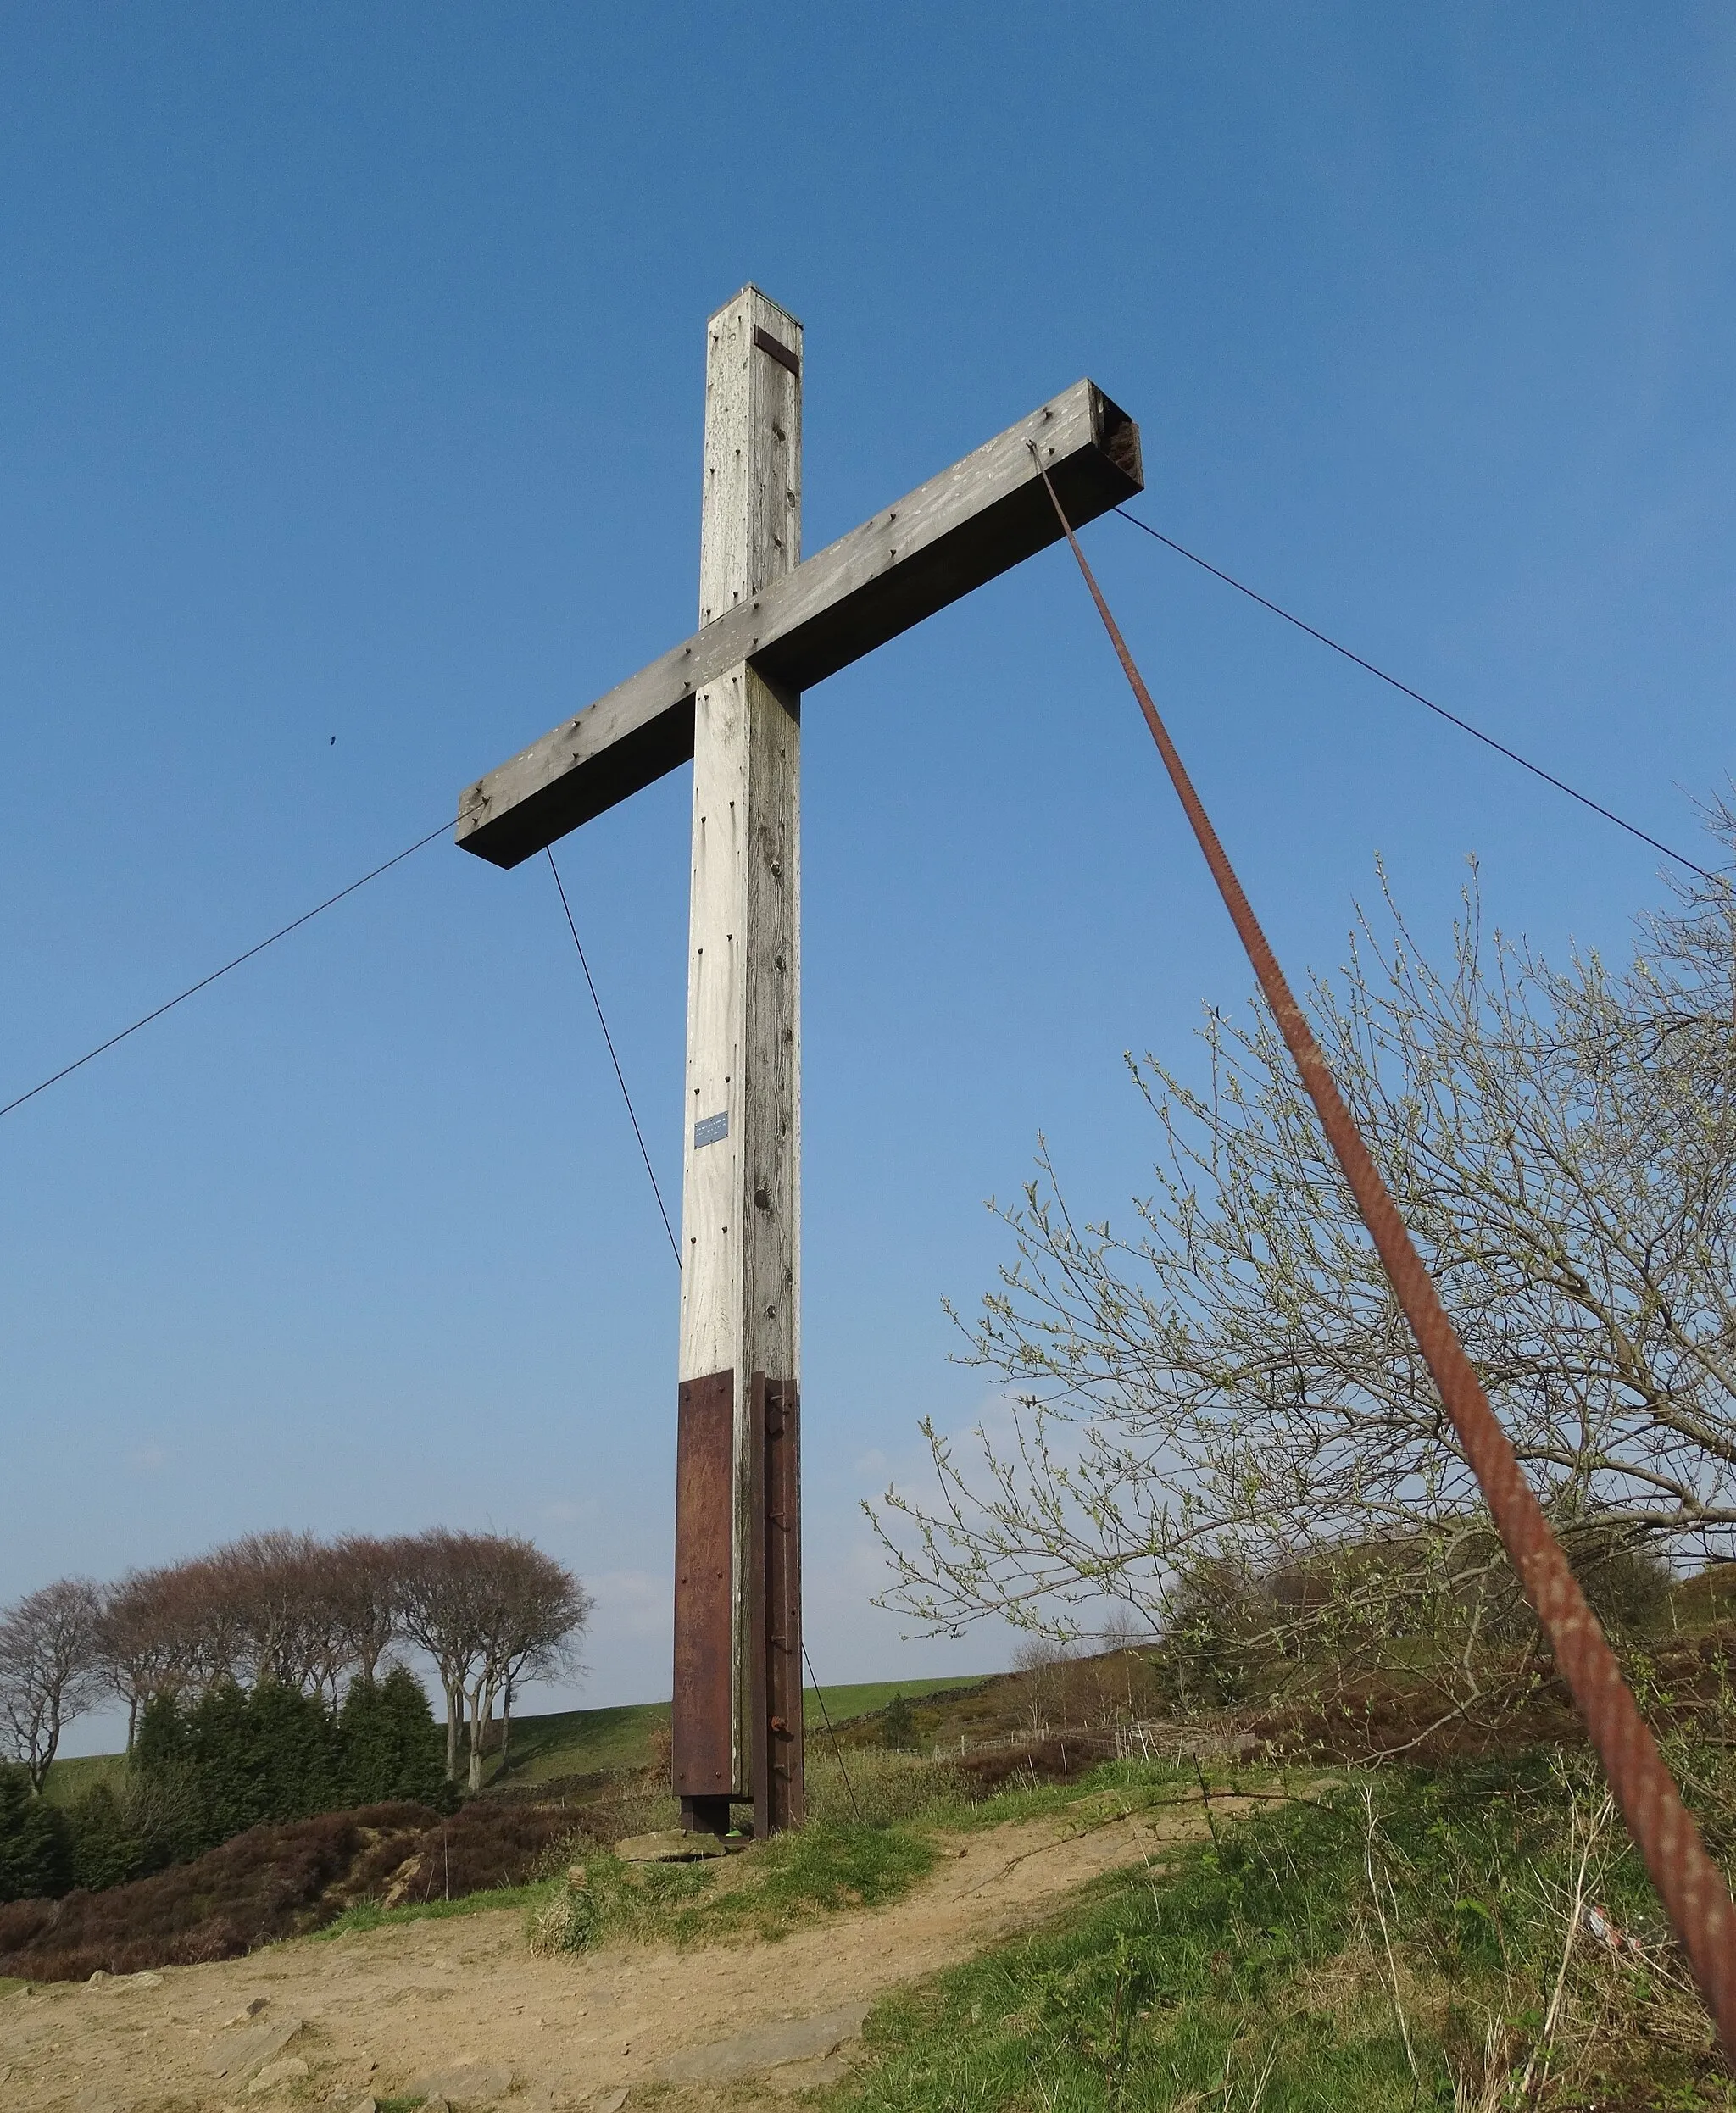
[0,1578,107,1791]
[206,1531,334,1691]
[1009,1635,1077,1734]
[9,1527,584,1790]
[106,1535,400,1707]
[395,1530,488,1783]
[871,823,1736,1733]
[392,1532,588,1789]
[323,1535,402,1692]
[467,1539,590,1786]
[98,1567,199,1749]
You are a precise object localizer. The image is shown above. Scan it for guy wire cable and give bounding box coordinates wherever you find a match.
[12,526,1722,1126]
[1113,506,1721,887]
[545,847,680,1265]
[1034,443,1736,2057]
[0,804,481,1123]
[803,1640,860,1822]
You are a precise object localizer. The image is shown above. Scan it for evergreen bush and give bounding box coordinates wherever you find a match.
[880,1693,917,1750]
[0,1764,73,1903]
[128,1669,448,1868]
[66,1782,146,1894]
[338,1668,449,1809]
[133,1681,340,1854]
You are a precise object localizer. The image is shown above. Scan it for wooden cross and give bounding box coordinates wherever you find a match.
[457,287,1142,1836]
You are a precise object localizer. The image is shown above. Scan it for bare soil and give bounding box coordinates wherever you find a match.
[0,1797,1242,2111]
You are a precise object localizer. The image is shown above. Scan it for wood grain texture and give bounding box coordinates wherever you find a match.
[456,378,1141,866]
[701,289,802,628]
[762,1376,804,1834]
[676,288,804,1800]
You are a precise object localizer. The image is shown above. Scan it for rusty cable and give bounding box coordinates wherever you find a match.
[1030,444,1736,2055]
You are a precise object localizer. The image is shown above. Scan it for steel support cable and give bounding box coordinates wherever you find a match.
[1033,448,1736,2055]
[544,848,681,1266]
[803,1639,861,1823]
[1113,506,1720,887]
[0,807,479,1123]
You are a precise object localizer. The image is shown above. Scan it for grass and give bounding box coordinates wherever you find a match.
[481,1699,671,1783]
[806,1676,989,1730]
[527,1752,1220,1961]
[531,1817,938,1955]
[39,1750,126,1806]
[827,1753,1731,2112]
[481,1677,988,1786]
[316,1881,548,1939]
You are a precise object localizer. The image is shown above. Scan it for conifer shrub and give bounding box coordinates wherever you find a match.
[148,1680,339,1848]
[129,1670,447,1864]
[338,1667,449,1810]
[65,1782,146,1894]
[0,1765,73,1904]
[880,1693,917,1751]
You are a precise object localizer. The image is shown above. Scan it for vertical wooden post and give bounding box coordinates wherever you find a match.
[762,1376,804,1832]
[673,286,803,1833]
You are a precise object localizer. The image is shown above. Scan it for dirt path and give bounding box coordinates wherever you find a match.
[0,1794,1249,2111]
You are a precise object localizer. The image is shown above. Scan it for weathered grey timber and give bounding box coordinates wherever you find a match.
[674,286,802,1822]
[455,375,1142,868]
[456,288,1141,1837]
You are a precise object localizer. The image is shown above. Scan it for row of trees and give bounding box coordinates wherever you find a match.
[873,797,1736,1742]
[0,1669,450,1904]
[0,1529,591,1793]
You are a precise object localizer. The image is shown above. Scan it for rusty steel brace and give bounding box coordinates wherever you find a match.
[1029,442,1736,2055]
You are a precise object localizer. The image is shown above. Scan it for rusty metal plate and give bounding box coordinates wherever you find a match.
[748,1372,770,1832]
[765,1376,804,1833]
[754,325,801,378]
[673,1368,734,1799]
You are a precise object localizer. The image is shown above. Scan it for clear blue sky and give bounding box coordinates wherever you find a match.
[3,6,1733,1747]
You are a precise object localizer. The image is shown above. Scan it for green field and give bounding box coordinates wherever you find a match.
[486,1677,986,1785]
[486,1699,670,1782]
[803,1676,987,1730]
[41,1676,991,1799]
[40,1750,125,1805]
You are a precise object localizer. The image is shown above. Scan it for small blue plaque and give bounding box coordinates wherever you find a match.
[693,1109,729,1149]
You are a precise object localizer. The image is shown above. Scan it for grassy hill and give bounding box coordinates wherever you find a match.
[43,1676,992,1798]
[39,1751,125,1806]
[482,1675,988,1787]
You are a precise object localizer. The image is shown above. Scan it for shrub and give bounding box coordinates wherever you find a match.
[880,1693,917,1751]
[1571,1526,1675,1637]
[0,1789,588,1981]
[66,1782,146,1894]
[338,1668,448,1810]
[1150,1558,1271,1710]
[131,1671,448,1864]
[163,1680,339,1847]
[0,1765,73,1903]
[345,1798,574,1906]
[0,1807,397,1980]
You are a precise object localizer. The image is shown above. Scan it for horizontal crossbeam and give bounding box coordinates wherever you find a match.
[456,379,1143,867]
